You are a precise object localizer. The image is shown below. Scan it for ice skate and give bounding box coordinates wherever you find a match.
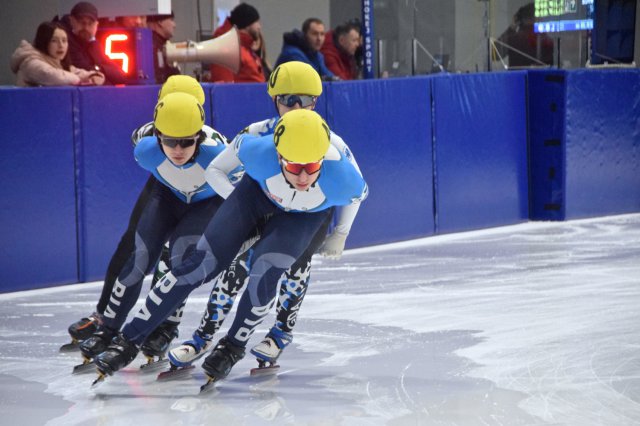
[79,327,117,359]
[94,333,139,379]
[73,327,117,374]
[157,333,212,381]
[61,313,103,352]
[200,337,245,393]
[249,328,292,376]
[139,321,178,371]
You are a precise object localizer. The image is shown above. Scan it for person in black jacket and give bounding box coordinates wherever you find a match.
[147,12,180,83]
[56,1,128,84]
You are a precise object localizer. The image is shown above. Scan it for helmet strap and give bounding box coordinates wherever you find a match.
[187,130,206,164]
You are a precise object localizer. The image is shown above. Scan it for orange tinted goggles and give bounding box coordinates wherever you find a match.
[281,158,323,175]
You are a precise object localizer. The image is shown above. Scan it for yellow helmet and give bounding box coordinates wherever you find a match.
[154,92,204,137]
[274,110,330,163]
[267,61,322,97]
[158,75,205,105]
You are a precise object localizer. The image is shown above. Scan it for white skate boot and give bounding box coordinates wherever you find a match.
[249,327,292,375]
[157,333,212,381]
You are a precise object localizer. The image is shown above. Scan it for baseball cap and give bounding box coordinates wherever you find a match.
[71,2,98,21]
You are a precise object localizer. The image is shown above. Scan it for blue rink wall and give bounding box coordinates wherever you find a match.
[0,69,638,292]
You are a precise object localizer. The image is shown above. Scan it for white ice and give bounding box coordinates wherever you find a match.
[1,214,639,425]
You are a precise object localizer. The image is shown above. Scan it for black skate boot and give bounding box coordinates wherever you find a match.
[94,333,140,378]
[79,327,117,360]
[73,326,117,374]
[61,313,103,352]
[139,321,178,371]
[141,321,179,358]
[200,337,245,392]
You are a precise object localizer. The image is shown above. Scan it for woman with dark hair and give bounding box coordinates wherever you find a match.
[252,31,272,80]
[11,21,105,87]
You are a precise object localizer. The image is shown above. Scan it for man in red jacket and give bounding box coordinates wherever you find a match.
[209,3,265,83]
[320,21,362,81]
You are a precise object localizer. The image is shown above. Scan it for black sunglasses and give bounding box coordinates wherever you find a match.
[159,135,198,149]
[276,94,316,108]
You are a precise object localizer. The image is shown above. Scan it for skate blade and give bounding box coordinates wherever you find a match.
[250,364,280,377]
[91,370,107,388]
[59,341,79,353]
[139,357,169,373]
[157,364,195,382]
[72,360,95,375]
[199,376,219,394]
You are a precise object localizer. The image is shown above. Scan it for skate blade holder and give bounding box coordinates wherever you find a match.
[72,359,95,375]
[156,364,195,382]
[59,340,79,353]
[250,359,280,377]
[139,356,169,373]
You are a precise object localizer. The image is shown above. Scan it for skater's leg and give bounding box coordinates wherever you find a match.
[80,186,176,359]
[141,200,220,359]
[97,175,157,314]
[250,211,332,362]
[202,208,332,379]
[67,176,156,345]
[168,249,252,367]
[98,178,276,375]
[121,178,272,347]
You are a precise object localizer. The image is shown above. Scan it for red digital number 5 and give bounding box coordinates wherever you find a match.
[105,34,129,74]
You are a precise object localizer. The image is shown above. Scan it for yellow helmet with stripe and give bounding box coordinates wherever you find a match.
[267,61,322,97]
[154,92,204,137]
[158,75,205,105]
[274,109,330,163]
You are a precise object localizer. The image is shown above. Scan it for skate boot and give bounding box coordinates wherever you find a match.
[249,327,292,375]
[94,333,140,380]
[141,321,178,358]
[168,333,212,368]
[68,313,103,341]
[138,321,178,371]
[61,313,103,352]
[251,327,292,363]
[79,326,117,360]
[157,333,213,381]
[200,337,245,392]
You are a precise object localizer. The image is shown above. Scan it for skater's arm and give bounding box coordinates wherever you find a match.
[205,144,242,199]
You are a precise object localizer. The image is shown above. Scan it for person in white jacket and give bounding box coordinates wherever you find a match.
[11,21,104,87]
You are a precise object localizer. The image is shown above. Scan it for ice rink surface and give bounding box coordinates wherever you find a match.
[1,214,639,426]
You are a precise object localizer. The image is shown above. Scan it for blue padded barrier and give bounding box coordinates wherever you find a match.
[0,88,78,291]
[325,78,435,247]
[75,86,160,281]
[563,70,640,218]
[432,72,529,234]
[209,83,274,139]
[2,70,639,293]
[528,70,567,220]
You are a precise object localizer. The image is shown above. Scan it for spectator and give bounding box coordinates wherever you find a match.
[10,21,105,87]
[209,3,265,83]
[252,31,272,80]
[274,18,336,81]
[97,16,147,28]
[496,2,553,68]
[147,12,181,83]
[116,15,146,28]
[55,1,128,84]
[321,20,362,80]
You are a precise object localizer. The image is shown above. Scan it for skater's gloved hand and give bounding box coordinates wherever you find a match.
[319,231,348,260]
